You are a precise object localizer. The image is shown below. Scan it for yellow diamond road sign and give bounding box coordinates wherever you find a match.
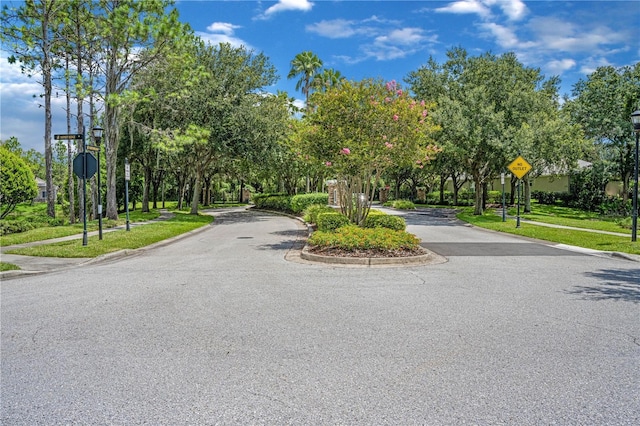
[508,155,532,179]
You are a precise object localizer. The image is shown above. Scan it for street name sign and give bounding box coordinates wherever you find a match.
[508,155,532,179]
[54,134,83,140]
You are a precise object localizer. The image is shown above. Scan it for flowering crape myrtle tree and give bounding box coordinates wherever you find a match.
[305,79,440,225]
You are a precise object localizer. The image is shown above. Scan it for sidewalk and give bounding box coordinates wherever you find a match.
[1,210,176,277]
[513,216,630,237]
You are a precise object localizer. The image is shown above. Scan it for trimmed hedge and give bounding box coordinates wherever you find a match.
[252,193,292,212]
[308,225,420,251]
[316,212,350,232]
[363,213,406,231]
[304,204,336,224]
[383,199,415,209]
[290,193,329,214]
[253,192,329,215]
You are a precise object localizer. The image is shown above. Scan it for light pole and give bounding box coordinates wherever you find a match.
[92,127,103,240]
[631,110,640,242]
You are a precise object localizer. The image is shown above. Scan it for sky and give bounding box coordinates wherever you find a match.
[1,0,639,153]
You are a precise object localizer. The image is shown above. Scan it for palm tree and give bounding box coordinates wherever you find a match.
[312,68,345,92]
[287,51,323,114]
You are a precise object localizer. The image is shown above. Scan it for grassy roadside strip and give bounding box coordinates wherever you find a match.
[457,208,640,256]
[506,204,631,234]
[4,213,213,259]
[0,210,161,246]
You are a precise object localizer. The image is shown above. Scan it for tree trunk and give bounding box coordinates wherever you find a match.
[104,47,121,220]
[190,174,202,215]
[42,18,55,218]
[473,175,484,215]
[65,54,76,224]
[142,164,151,212]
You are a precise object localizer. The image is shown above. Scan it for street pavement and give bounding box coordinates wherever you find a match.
[1,207,639,425]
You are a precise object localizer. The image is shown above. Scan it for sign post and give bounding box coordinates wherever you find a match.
[125,158,131,231]
[87,144,102,239]
[507,155,532,228]
[56,130,92,245]
[501,172,506,222]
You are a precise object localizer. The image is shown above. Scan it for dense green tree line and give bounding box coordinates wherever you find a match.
[2,2,638,221]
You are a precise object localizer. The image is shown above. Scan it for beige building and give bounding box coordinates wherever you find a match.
[33,178,58,203]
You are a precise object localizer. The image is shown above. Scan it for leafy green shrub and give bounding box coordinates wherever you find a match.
[0,146,37,219]
[316,212,350,232]
[599,196,631,217]
[363,213,406,231]
[532,190,563,205]
[252,193,292,212]
[290,193,329,214]
[616,216,633,230]
[428,190,453,205]
[303,204,336,224]
[568,163,609,211]
[390,199,415,210]
[47,217,65,227]
[308,225,420,251]
[486,190,502,204]
[0,220,36,236]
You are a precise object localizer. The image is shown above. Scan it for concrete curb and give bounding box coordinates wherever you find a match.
[465,223,640,262]
[299,246,446,268]
[252,207,449,267]
[0,212,219,280]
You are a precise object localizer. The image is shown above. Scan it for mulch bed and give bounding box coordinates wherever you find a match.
[306,246,426,258]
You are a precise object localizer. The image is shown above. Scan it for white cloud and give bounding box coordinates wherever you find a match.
[306,19,360,39]
[292,98,306,111]
[546,58,576,75]
[480,23,519,48]
[528,17,628,54]
[435,0,490,18]
[206,22,241,35]
[494,0,528,21]
[376,28,427,47]
[366,28,433,61]
[257,0,313,20]
[307,16,437,63]
[435,0,527,21]
[579,57,613,75]
[197,21,251,49]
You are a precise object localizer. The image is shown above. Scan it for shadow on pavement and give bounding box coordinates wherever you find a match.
[390,208,461,227]
[421,242,587,257]
[213,210,272,225]
[566,268,640,303]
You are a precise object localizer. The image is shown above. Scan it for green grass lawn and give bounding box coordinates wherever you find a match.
[1,202,219,270]
[457,208,640,255]
[1,209,161,246]
[508,203,630,234]
[4,213,213,258]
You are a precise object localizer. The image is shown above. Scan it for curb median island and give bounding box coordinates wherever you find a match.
[299,245,447,267]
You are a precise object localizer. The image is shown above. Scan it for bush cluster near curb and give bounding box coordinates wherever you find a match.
[308,225,420,252]
[303,204,336,224]
[316,212,350,231]
[308,209,417,254]
[253,193,328,214]
[383,199,416,210]
[362,210,406,231]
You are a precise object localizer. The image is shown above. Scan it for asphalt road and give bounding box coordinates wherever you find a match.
[1,208,639,425]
